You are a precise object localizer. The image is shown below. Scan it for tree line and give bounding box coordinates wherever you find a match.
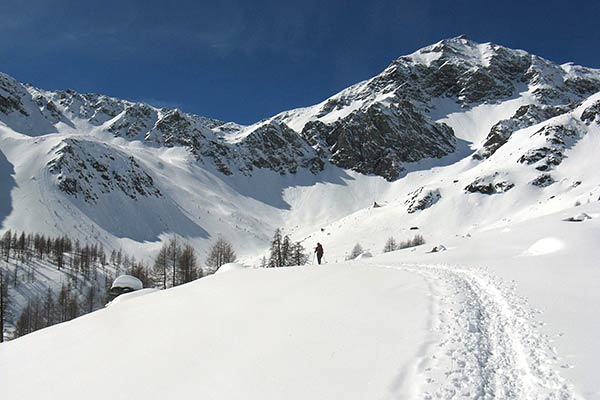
[258,228,310,268]
[2,226,324,342]
[1,230,243,341]
[345,234,427,261]
[14,283,88,337]
[151,235,237,289]
[0,229,145,342]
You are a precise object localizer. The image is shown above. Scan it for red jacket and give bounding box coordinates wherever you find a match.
[315,244,323,255]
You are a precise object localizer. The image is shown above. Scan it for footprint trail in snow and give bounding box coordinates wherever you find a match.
[379,264,580,400]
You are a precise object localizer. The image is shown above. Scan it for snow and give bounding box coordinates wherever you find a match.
[0,265,432,400]
[0,146,15,225]
[2,203,599,398]
[0,49,597,264]
[408,38,499,68]
[524,237,565,256]
[564,213,592,222]
[1,40,600,399]
[430,244,447,253]
[110,275,143,291]
[431,91,535,148]
[215,262,247,273]
[370,203,600,398]
[407,48,443,66]
[353,251,373,259]
[106,288,159,307]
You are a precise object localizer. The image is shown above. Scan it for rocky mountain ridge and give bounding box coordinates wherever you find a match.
[1,36,600,213]
[2,37,600,339]
[2,36,600,189]
[270,36,600,178]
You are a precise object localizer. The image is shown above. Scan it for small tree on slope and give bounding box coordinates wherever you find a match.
[347,243,364,260]
[168,236,181,288]
[290,242,309,266]
[0,269,10,342]
[178,244,201,284]
[269,229,284,267]
[152,244,169,289]
[205,237,237,274]
[383,237,398,253]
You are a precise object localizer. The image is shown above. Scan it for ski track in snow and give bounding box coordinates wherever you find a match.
[377,263,580,400]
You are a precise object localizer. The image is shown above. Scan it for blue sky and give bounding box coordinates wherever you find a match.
[1,0,598,124]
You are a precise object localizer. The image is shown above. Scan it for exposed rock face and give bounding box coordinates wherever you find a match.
[108,104,158,139]
[234,122,324,175]
[150,109,204,146]
[0,73,29,116]
[32,95,65,124]
[361,37,599,110]
[527,63,600,105]
[53,90,126,124]
[581,99,600,124]
[275,37,600,179]
[465,173,514,195]
[405,187,441,213]
[474,104,572,160]
[530,173,555,187]
[48,139,162,204]
[517,124,582,171]
[362,38,533,108]
[301,102,455,180]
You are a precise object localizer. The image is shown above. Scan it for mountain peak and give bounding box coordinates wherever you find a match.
[406,36,500,67]
[438,34,477,47]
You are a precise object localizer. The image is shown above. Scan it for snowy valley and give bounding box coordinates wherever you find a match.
[1,36,600,399]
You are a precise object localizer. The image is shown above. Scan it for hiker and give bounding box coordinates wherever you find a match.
[314,242,324,264]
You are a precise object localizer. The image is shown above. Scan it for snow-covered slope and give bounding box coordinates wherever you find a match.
[370,202,600,399]
[1,35,600,399]
[0,265,431,399]
[0,35,599,269]
[1,202,598,399]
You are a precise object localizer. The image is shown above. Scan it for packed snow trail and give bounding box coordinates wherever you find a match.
[376,263,581,400]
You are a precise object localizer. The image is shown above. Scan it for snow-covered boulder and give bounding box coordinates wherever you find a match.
[563,213,592,222]
[354,251,373,260]
[216,262,247,274]
[108,275,144,301]
[106,288,159,308]
[429,245,447,253]
[525,237,564,256]
[111,275,143,291]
